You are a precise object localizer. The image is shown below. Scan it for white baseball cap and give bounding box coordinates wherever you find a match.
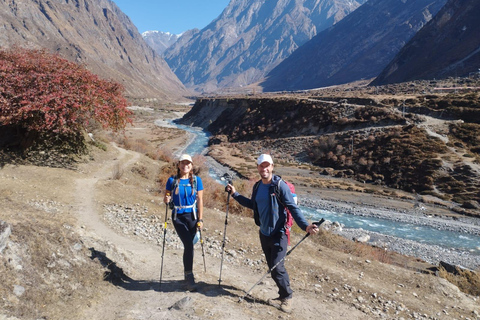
[179,154,193,163]
[257,154,273,165]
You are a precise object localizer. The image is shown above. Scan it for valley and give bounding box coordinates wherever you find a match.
[1,101,480,320]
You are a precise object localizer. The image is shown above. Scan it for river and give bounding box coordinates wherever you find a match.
[163,119,480,268]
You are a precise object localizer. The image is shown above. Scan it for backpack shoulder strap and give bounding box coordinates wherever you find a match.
[252,179,261,196]
[273,178,286,207]
[172,175,179,190]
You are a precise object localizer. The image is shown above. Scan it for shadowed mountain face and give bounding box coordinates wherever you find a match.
[261,0,447,92]
[0,0,189,100]
[163,0,367,93]
[372,0,480,85]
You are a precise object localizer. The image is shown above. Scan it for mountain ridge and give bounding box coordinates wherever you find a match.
[0,0,189,101]
[163,0,367,93]
[372,0,480,85]
[261,0,447,92]
[143,30,182,55]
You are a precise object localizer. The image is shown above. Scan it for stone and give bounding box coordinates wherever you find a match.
[0,221,12,253]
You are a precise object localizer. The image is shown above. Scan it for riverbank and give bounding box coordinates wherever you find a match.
[150,106,480,272]
[302,197,480,270]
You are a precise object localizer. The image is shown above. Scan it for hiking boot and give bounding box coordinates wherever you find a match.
[267,296,283,307]
[280,298,292,313]
[184,271,197,292]
[268,297,292,313]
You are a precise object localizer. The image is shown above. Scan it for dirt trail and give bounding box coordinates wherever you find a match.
[70,143,373,320]
[418,115,480,175]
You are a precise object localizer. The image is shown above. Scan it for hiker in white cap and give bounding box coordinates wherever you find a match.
[226,154,318,312]
[163,154,204,291]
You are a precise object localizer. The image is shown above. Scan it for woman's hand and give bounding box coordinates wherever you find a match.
[197,220,203,230]
[163,191,171,204]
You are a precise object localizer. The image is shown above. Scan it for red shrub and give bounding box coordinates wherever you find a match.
[0,48,132,142]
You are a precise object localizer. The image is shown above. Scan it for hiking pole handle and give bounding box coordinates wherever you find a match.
[314,218,325,228]
[303,218,325,238]
[224,180,233,194]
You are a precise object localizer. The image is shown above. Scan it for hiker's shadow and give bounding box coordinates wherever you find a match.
[89,248,242,298]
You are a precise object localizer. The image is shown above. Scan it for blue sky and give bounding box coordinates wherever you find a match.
[112,0,230,35]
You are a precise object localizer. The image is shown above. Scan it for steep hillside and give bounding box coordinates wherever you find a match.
[0,0,189,101]
[163,0,367,93]
[372,0,480,85]
[179,80,480,209]
[262,0,447,92]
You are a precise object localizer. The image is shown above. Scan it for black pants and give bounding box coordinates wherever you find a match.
[172,211,197,273]
[259,231,293,299]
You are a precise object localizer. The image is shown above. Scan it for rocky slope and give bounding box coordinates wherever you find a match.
[372,0,480,85]
[163,0,367,93]
[262,0,447,91]
[0,0,189,101]
[178,82,480,208]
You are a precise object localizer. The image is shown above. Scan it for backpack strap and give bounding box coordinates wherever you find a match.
[273,178,286,208]
[252,180,261,226]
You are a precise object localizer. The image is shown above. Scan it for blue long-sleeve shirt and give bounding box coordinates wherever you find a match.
[232,175,309,236]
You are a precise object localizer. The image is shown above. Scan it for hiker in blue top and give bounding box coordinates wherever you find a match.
[226,154,319,313]
[164,154,204,291]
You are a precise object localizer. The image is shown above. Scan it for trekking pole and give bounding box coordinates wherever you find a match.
[218,180,232,286]
[159,195,170,288]
[198,226,207,273]
[238,218,325,302]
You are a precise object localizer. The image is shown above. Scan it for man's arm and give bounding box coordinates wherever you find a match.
[279,181,309,231]
[226,184,254,209]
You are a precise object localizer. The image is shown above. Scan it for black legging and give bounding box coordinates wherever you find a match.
[172,211,197,273]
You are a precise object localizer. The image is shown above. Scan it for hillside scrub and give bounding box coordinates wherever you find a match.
[0,48,132,155]
[308,125,447,193]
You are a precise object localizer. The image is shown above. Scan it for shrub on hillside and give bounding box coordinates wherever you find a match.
[308,126,447,194]
[0,48,132,152]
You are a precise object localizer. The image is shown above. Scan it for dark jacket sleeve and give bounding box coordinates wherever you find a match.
[278,181,309,231]
[231,192,254,210]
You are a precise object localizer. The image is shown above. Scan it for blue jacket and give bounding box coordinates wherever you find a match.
[232,175,309,237]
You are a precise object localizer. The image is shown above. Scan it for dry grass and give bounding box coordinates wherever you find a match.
[438,266,480,296]
[111,162,124,180]
[0,206,104,319]
[311,229,396,265]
